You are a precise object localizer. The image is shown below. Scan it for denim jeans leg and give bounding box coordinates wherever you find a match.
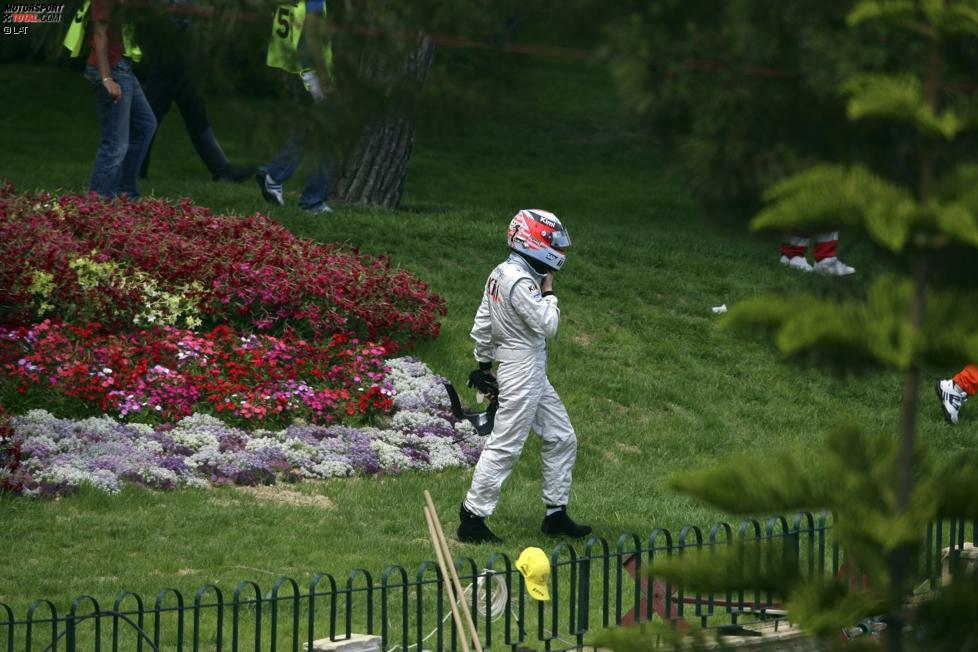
[261,129,304,184]
[118,76,157,198]
[87,62,133,198]
[298,155,332,209]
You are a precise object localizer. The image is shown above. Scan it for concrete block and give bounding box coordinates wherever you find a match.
[307,634,382,651]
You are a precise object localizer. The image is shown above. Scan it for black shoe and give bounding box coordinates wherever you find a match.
[541,506,591,538]
[213,165,257,184]
[457,503,502,544]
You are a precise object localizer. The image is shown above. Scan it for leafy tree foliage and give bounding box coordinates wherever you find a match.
[2,0,619,207]
[603,0,978,215]
[599,1,978,650]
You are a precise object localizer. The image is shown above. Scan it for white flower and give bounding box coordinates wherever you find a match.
[308,459,355,478]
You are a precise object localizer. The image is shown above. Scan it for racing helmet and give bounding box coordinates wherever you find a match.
[507,209,571,271]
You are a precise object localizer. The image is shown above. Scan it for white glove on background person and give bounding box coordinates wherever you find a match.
[300,70,326,103]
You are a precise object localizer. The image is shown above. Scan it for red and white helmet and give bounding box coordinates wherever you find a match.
[507,209,572,271]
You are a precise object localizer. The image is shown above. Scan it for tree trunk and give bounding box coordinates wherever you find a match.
[886,22,944,652]
[333,34,435,209]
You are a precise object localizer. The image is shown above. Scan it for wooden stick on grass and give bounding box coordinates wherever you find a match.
[424,490,483,652]
[424,503,470,652]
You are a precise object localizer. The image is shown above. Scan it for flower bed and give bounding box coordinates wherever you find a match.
[1,320,392,426]
[0,185,446,346]
[0,188,472,497]
[0,358,484,496]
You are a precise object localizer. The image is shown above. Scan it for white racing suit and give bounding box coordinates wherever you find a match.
[463,253,577,518]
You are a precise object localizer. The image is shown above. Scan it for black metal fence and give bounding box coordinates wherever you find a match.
[2,514,975,651]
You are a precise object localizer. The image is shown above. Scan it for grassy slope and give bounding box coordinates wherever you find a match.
[0,56,973,612]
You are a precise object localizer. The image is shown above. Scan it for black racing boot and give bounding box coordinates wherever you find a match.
[541,506,592,538]
[457,503,502,544]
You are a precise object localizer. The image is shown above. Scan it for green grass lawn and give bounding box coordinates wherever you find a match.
[0,54,973,621]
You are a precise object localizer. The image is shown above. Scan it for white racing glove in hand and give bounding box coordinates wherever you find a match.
[300,70,326,103]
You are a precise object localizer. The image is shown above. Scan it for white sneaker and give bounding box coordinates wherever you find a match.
[813,257,856,276]
[936,379,968,424]
[305,202,333,214]
[256,171,285,206]
[780,255,814,273]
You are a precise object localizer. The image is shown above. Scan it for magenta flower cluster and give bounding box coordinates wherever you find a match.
[0,185,446,347]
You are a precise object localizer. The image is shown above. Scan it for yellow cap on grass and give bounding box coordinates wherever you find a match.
[516,547,551,601]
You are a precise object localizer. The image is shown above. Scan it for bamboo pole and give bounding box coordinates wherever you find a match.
[424,490,483,652]
[424,504,470,652]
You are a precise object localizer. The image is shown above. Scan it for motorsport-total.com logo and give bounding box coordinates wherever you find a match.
[2,2,64,36]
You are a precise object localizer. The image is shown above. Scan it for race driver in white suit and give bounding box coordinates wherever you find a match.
[458,209,592,544]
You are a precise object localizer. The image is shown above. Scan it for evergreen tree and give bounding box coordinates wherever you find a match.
[599,1,978,649]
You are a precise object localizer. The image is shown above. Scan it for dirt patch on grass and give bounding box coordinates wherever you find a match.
[573,332,593,346]
[600,449,621,465]
[235,485,336,510]
[615,442,641,455]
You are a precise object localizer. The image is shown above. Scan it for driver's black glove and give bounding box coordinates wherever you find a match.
[467,368,499,399]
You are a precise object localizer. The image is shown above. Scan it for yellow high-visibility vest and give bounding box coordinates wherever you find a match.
[63,0,142,62]
[266,1,333,76]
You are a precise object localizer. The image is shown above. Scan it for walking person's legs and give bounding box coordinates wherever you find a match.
[780,233,814,272]
[176,75,253,182]
[298,155,333,212]
[256,131,304,206]
[138,55,181,179]
[459,356,541,543]
[811,231,856,276]
[86,61,135,198]
[118,74,157,199]
[298,101,334,211]
[952,364,978,396]
[533,379,590,537]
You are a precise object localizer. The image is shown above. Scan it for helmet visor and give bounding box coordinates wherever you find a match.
[550,227,571,249]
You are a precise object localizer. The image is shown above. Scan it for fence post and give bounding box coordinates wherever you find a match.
[414,562,442,652]
[112,591,146,652]
[707,522,733,620]
[677,525,704,625]
[736,519,761,619]
[68,595,101,652]
[27,599,59,652]
[345,569,374,642]
[307,573,338,650]
[192,584,223,652]
[270,576,300,652]
[1,602,14,652]
[548,543,578,648]
[765,516,789,610]
[579,536,609,635]
[486,552,523,649]
[380,566,408,652]
[647,528,673,624]
[153,588,185,652]
[454,555,480,651]
[232,580,262,652]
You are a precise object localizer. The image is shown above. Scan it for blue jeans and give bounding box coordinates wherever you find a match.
[85,59,157,199]
[260,79,333,209]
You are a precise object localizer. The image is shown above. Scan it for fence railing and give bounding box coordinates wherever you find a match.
[2,514,974,651]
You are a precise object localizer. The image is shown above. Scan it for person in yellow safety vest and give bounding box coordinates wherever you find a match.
[255,0,336,214]
[64,0,157,199]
